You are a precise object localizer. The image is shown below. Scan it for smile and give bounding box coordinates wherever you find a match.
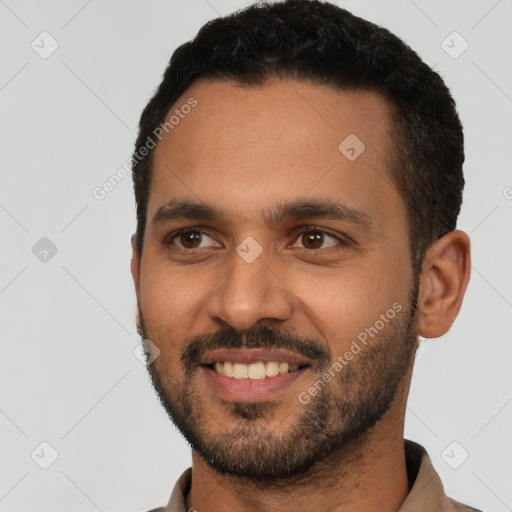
[199,348,311,401]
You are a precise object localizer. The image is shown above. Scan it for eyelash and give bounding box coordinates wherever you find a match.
[165,226,348,251]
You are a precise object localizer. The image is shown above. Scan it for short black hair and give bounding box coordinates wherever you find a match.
[132,0,464,271]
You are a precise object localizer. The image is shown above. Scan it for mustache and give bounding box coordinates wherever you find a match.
[181,325,331,372]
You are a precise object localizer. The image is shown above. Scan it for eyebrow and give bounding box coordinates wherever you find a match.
[152,200,223,226]
[265,199,372,230]
[151,198,372,231]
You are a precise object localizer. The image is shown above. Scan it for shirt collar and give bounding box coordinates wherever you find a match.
[160,440,473,512]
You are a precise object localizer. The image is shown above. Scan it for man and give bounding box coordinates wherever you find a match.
[130,1,479,510]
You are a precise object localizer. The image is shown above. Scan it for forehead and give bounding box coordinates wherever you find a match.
[149,78,402,228]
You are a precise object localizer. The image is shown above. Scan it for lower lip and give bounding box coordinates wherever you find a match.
[200,366,307,402]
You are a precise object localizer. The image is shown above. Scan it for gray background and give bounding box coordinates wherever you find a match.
[1,0,511,511]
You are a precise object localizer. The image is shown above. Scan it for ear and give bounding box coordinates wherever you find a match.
[130,234,141,302]
[130,234,143,335]
[416,230,471,338]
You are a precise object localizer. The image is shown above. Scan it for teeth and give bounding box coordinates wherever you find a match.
[223,361,234,378]
[214,362,224,376]
[248,362,266,379]
[279,362,289,374]
[266,361,280,377]
[233,362,248,379]
[212,360,302,379]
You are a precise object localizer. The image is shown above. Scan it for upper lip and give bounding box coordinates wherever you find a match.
[200,348,311,366]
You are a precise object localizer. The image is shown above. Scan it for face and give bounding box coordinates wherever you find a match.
[132,79,419,481]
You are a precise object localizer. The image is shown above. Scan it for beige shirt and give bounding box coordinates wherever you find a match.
[147,440,482,512]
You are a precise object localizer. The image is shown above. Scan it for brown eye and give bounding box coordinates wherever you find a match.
[292,229,340,250]
[179,231,202,248]
[170,230,217,250]
[301,231,324,249]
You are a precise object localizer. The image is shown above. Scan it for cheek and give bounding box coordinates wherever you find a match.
[287,257,409,350]
[139,265,211,352]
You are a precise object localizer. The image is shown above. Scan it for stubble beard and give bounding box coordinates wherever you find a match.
[141,289,418,484]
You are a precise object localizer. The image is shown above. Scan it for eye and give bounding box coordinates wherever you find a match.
[169,229,218,250]
[292,228,340,250]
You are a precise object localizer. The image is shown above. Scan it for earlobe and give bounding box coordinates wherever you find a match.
[130,235,143,335]
[416,230,471,339]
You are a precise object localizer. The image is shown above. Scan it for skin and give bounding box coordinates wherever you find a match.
[130,78,471,512]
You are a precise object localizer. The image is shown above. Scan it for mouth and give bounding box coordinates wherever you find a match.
[199,348,311,401]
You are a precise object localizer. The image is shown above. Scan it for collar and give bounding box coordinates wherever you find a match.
[154,439,480,512]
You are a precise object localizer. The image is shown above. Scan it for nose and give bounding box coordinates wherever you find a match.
[205,251,295,331]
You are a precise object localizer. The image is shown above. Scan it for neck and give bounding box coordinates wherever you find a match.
[186,400,411,512]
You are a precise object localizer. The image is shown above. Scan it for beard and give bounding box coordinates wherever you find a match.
[139,285,418,485]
